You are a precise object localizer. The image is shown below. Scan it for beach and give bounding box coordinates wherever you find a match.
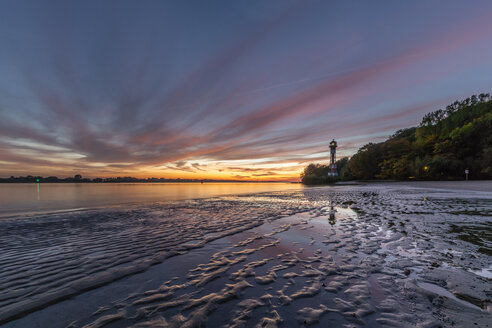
[1,182,491,327]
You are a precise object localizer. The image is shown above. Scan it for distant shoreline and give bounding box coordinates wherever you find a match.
[0,179,299,184]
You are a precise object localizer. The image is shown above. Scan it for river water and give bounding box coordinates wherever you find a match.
[1,182,490,327]
[0,182,302,217]
[0,181,492,328]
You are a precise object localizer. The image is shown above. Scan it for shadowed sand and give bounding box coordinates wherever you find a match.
[1,183,491,327]
[377,180,492,192]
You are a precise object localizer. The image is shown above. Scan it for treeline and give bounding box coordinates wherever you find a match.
[300,159,350,185]
[0,175,270,183]
[302,93,492,184]
[1,175,169,183]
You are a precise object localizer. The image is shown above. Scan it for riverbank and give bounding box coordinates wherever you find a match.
[376,180,492,192]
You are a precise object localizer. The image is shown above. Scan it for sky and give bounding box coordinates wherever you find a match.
[1,1,492,181]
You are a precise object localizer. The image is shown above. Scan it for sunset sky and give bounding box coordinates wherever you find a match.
[1,1,492,181]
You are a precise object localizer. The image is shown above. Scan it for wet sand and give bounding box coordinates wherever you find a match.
[1,183,491,327]
[372,180,492,192]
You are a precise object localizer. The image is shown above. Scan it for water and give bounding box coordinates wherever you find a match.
[417,282,484,311]
[1,183,491,327]
[0,182,302,217]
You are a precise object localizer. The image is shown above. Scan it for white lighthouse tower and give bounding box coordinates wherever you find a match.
[328,139,338,177]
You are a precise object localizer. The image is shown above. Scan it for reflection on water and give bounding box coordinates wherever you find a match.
[0,183,302,217]
[418,282,487,311]
[329,205,336,225]
[469,265,492,279]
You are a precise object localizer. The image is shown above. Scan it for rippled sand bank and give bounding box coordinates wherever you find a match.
[1,184,491,327]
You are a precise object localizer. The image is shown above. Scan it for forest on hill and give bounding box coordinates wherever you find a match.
[301,93,492,184]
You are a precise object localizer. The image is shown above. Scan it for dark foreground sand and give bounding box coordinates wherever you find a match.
[1,183,490,327]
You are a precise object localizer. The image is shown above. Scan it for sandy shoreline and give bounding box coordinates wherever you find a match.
[1,184,491,327]
[357,180,492,192]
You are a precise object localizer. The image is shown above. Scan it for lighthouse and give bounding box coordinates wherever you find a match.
[328,139,338,177]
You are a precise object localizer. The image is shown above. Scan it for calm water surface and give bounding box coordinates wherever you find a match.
[0,183,303,217]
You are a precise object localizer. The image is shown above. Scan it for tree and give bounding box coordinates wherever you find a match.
[302,93,492,181]
[348,143,385,180]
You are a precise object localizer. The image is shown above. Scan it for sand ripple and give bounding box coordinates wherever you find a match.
[1,186,491,327]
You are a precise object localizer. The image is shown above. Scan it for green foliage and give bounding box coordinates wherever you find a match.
[300,158,350,184]
[336,157,352,180]
[301,163,328,184]
[301,93,492,182]
[481,147,492,175]
[348,143,385,179]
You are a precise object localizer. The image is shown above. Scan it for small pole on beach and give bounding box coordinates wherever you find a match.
[465,169,469,181]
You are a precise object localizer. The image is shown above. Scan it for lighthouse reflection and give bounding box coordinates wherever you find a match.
[329,204,337,225]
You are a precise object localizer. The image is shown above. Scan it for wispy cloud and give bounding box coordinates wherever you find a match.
[1,1,491,179]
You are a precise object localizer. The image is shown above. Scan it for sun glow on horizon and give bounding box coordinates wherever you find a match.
[1,2,492,179]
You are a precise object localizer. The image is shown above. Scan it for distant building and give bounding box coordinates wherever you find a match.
[328,139,338,177]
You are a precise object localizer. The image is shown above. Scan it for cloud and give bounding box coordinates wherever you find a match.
[252,172,277,177]
[191,163,205,171]
[1,2,491,179]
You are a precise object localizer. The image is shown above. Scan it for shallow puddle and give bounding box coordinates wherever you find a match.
[468,265,492,279]
[418,282,486,311]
